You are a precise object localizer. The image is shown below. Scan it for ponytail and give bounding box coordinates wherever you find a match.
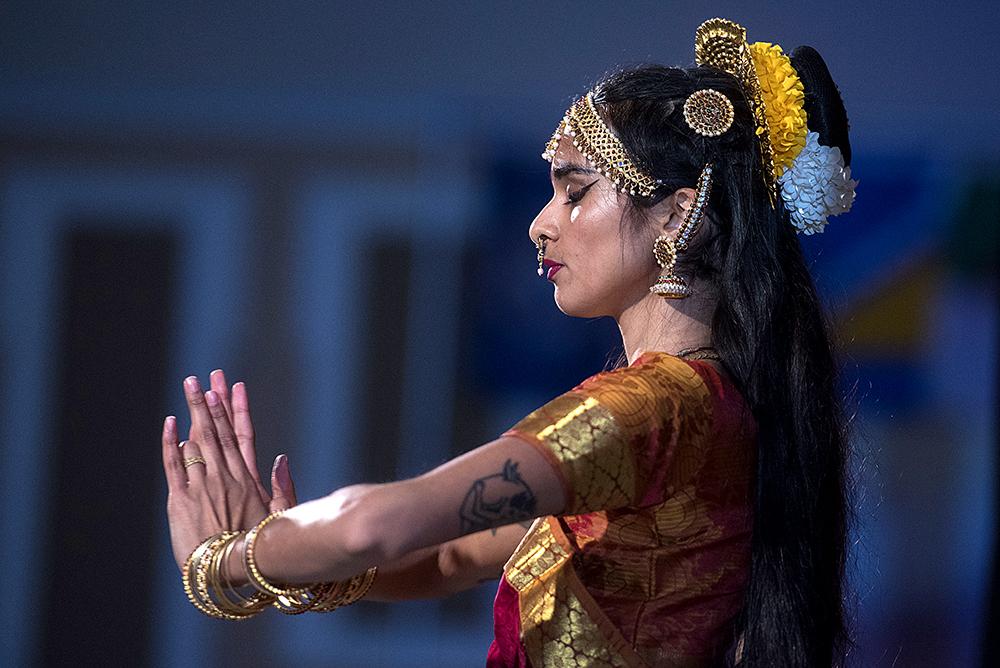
[595,47,855,665]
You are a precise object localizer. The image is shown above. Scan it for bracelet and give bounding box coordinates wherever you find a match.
[198,532,257,621]
[182,534,223,618]
[209,533,273,617]
[312,567,378,613]
[271,581,333,615]
[243,511,377,614]
[185,532,249,620]
[181,512,379,619]
[242,510,316,598]
[182,531,273,620]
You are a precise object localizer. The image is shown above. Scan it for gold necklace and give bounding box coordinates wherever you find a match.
[675,345,721,361]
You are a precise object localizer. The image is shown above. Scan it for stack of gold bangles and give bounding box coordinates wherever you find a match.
[182,510,378,620]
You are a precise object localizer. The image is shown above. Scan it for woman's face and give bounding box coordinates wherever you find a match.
[528,136,660,319]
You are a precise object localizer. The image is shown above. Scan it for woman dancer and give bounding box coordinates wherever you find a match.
[163,17,857,667]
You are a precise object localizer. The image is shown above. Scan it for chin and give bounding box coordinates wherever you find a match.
[552,286,604,319]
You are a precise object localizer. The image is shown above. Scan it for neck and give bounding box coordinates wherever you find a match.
[616,276,718,366]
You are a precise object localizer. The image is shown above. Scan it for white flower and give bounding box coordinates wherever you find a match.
[778,131,858,235]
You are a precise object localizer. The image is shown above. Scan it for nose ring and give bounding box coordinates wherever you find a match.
[535,235,549,276]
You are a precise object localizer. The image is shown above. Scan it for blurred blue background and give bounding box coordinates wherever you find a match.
[1,2,996,666]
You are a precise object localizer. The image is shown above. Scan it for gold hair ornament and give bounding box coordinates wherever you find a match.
[695,18,807,206]
[542,92,660,198]
[683,89,735,137]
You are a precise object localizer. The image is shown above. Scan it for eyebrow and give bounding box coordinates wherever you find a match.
[551,163,599,180]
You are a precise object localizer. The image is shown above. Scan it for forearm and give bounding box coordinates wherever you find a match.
[363,544,445,601]
[226,483,387,585]
[224,435,562,586]
[366,522,531,601]
[224,481,495,589]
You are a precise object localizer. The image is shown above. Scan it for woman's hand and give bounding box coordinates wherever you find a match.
[194,370,297,513]
[161,371,297,571]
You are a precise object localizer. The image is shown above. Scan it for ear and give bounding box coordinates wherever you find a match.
[649,187,698,237]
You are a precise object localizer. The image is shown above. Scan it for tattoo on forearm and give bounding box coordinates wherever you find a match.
[459,459,538,535]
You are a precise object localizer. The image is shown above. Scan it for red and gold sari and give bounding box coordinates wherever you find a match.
[487,351,757,667]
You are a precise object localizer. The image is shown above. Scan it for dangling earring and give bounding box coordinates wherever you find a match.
[649,163,714,299]
[535,234,549,276]
[650,234,687,298]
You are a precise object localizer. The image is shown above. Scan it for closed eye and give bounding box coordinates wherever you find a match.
[563,179,600,205]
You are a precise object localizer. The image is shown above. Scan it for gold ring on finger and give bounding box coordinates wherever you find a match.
[183,456,207,469]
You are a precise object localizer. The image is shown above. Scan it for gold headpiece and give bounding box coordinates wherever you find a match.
[541,18,808,206]
[694,17,807,205]
[683,89,735,137]
[542,92,660,198]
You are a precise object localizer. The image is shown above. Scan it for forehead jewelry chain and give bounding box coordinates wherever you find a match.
[536,235,549,276]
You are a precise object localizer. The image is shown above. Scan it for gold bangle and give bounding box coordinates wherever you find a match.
[182,532,273,620]
[208,532,272,618]
[182,535,221,618]
[269,566,377,614]
[228,509,379,616]
[310,580,350,612]
[271,583,331,615]
[186,534,232,619]
[219,535,274,612]
[242,510,316,598]
[184,532,244,620]
[312,567,378,613]
[207,533,252,618]
[197,533,253,620]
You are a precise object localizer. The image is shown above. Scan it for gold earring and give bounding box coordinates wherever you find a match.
[649,163,714,299]
[536,235,548,276]
[650,234,689,298]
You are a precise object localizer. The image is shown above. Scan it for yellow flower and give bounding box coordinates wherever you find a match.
[749,42,808,178]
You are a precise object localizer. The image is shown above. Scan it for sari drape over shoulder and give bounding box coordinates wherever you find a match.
[486,352,757,667]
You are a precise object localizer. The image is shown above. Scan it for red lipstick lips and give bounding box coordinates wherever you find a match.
[542,259,563,280]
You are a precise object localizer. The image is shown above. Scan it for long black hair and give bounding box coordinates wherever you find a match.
[594,47,855,666]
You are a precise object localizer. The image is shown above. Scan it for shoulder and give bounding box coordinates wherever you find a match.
[502,353,720,513]
[573,352,713,434]
[506,353,715,442]
[577,352,711,406]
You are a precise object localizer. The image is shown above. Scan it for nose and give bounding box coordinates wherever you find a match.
[528,198,559,247]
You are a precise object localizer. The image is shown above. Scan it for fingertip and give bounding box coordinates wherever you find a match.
[211,369,229,393]
[163,416,177,440]
[233,382,249,407]
[184,376,200,392]
[205,390,220,407]
[275,454,291,485]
